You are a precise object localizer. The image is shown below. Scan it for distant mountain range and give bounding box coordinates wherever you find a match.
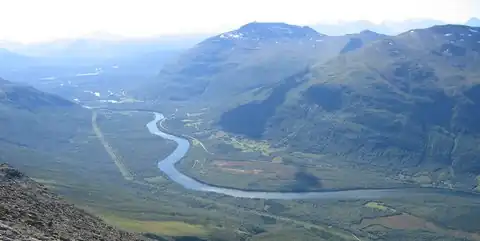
[0,34,207,64]
[0,48,33,69]
[2,18,479,64]
[311,18,480,35]
[466,17,480,27]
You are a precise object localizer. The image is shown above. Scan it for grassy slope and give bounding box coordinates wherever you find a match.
[217,25,480,185]
[0,82,217,239]
[3,93,479,241]
[0,80,137,200]
[3,25,480,241]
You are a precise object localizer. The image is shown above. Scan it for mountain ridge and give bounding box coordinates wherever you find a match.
[309,18,478,35]
[216,22,324,40]
[146,22,385,107]
[216,24,480,177]
[0,78,75,109]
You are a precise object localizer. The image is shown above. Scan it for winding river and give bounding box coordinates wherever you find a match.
[147,112,477,200]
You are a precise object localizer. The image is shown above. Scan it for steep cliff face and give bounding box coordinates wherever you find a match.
[0,164,147,241]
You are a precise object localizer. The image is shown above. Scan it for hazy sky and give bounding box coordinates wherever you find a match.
[0,0,479,43]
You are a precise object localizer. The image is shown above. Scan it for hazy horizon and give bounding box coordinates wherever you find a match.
[0,0,479,43]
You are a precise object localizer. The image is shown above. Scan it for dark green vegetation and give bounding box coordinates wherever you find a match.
[219,69,307,138]
[210,25,480,190]
[3,78,477,240]
[85,109,480,241]
[2,22,480,241]
[0,78,127,199]
[95,111,177,179]
[0,79,92,178]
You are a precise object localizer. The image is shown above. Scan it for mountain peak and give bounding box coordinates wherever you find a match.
[358,29,385,37]
[217,22,323,40]
[360,29,377,33]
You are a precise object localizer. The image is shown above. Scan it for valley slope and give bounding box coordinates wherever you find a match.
[218,25,480,186]
[143,23,480,191]
[145,22,386,111]
[3,22,480,241]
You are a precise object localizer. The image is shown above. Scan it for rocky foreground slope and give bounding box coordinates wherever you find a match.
[0,163,147,241]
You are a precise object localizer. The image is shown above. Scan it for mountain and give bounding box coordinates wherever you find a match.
[146,22,385,107]
[0,48,33,70]
[0,38,183,105]
[0,78,74,109]
[312,20,385,36]
[466,17,480,27]
[0,78,95,178]
[311,19,446,35]
[7,34,206,62]
[218,22,322,39]
[340,30,388,53]
[0,164,147,240]
[219,25,480,174]
[382,19,447,34]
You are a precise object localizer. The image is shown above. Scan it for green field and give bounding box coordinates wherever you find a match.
[90,110,480,240]
[5,108,480,241]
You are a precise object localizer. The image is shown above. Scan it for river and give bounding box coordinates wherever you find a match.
[147,112,478,200]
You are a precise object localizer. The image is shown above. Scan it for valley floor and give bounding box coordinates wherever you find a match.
[6,106,480,241]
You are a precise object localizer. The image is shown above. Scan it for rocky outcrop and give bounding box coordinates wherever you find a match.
[0,163,147,241]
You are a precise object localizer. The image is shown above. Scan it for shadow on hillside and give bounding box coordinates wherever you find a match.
[288,169,322,192]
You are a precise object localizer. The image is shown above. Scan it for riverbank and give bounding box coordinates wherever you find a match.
[147,112,480,200]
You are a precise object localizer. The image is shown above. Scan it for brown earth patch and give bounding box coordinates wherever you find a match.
[211,160,296,178]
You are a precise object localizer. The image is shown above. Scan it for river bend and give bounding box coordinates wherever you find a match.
[147,112,476,200]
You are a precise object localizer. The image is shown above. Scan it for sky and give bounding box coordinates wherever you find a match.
[0,0,479,43]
